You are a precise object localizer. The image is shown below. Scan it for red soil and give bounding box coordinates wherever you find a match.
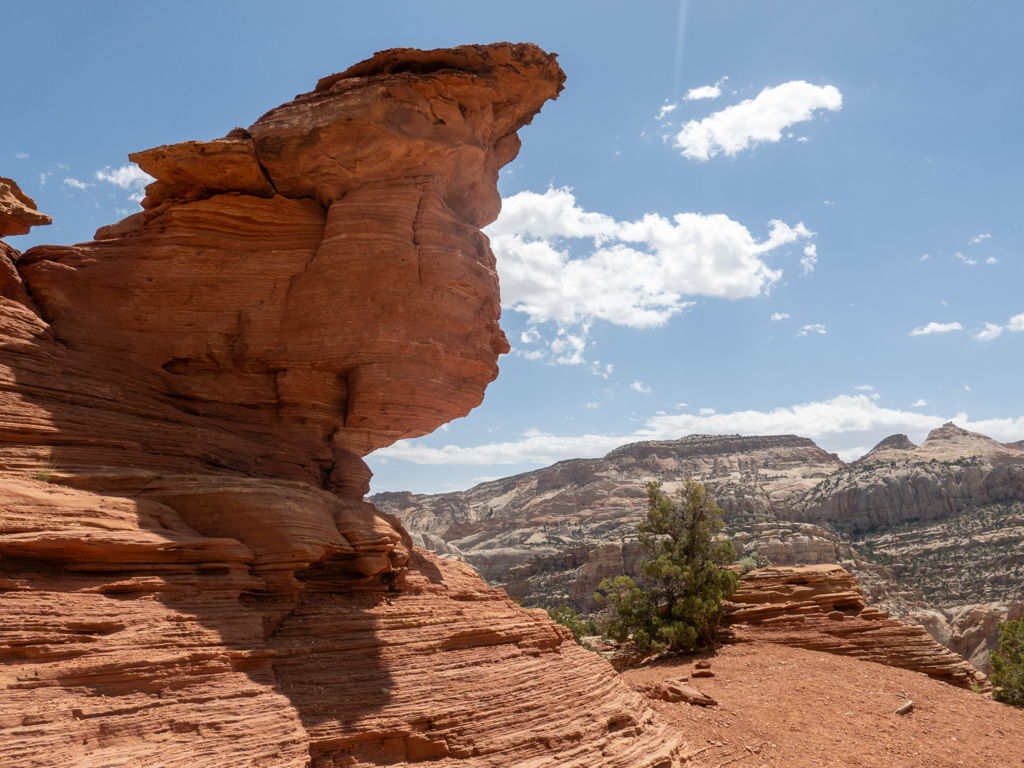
[620,641,1024,768]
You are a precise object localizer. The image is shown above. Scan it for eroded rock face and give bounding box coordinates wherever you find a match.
[0,45,689,768]
[790,423,1024,533]
[14,44,571,484]
[724,565,989,690]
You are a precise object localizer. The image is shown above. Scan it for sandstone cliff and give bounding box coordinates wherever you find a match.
[1,44,690,767]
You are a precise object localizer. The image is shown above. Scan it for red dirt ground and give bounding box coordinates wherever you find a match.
[619,641,1024,768]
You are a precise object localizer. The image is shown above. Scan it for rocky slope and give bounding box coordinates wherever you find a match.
[622,642,1024,768]
[1,44,693,767]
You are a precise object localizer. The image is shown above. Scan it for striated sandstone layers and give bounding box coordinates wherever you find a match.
[1,45,689,767]
[723,565,989,690]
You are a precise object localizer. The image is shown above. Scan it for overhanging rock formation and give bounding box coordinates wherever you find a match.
[0,44,688,767]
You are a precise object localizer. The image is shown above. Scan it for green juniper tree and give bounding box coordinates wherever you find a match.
[595,480,739,655]
[991,618,1024,707]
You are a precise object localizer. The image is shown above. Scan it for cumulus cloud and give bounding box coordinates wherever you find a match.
[909,321,962,336]
[15,152,28,159]
[95,163,155,204]
[1008,313,1024,332]
[801,242,818,275]
[672,81,842,161]
[956,252,977,266]
[698,408,716,416]
[375,394,1024,467]
[631,380,652,394]
[969,234,992,244]
[975,323,1003,342]
[911,399,927,407]
[919,254,930,261]
[770,312,790,321]
[987,257,998,264]
[854,385,874,391]
[63,178,94,190]
[486,187,812,363]
[797,324,826,336]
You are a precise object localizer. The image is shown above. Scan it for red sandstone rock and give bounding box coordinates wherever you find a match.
[644,679,716,707]
[0,45,692,767]
[0,177,51,237]
[724,565,989,690]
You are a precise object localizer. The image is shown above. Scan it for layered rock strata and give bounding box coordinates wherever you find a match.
[1,44,689,767]
[723,565,989,690]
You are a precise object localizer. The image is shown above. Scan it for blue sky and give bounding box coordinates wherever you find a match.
[5,1,1023,494]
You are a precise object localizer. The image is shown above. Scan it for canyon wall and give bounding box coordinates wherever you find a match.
[0,45,689,767]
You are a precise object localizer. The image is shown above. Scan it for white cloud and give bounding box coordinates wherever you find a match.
[854,385,874,391]
[657,103,678,120]
[919,254,930,260]
[95,163,154,190]
[837,447,867,462]
[95,163,155,205]
[685,78,729,102]
[375,394,1024,467]
[40,172,50,186]
[520,328,542,344]
[986,257,998,264]
[63,178,94,190]
[975,323,1003,341]
[956,252,977,266]
[1008,313,1024,332]
[911,399,927,407]
[584,402,600,409]
[770,312,790,321]
[797,324,826,336]
[801,242,818,275]
[549,330,587,365]
[631,380,652,394]
[486,187,812,363]
[15,152,28,159]
[909,321,962,336]
[698,408,716,416]
[969,234,992,244]
[673,80,842,161]
[796,137,810,142]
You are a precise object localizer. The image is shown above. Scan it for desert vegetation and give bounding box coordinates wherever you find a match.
[595,480,738,655]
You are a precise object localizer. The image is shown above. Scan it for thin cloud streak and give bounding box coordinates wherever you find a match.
[374,394,1024,467]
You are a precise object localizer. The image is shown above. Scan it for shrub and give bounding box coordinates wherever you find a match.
[738,556,758,574]
[547,605,599,645]
[991,618,1024,707]
[595,480,739,656]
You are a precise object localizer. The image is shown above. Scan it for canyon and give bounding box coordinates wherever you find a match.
[375,425,1024,672]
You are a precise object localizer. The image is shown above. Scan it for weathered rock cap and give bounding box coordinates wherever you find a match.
[133,42,566,226]
[0,176,51,237]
